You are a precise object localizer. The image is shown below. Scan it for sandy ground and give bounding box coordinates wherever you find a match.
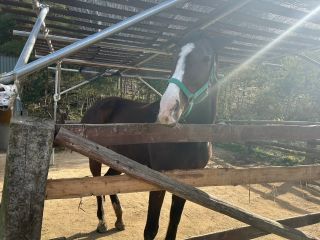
[0,151,320,240]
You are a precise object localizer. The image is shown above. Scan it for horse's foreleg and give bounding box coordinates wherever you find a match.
[144,190,166,240]
[89,158,107,233]
[105,168,125,231]
[165,194,186,240]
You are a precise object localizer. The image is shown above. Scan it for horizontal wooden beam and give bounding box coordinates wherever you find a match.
[46,165,320,200]
[56,123,320,145]
[220,120,320,126]
[54,127,318,240]
[187,212,320,240]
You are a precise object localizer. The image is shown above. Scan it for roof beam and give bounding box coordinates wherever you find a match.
[0,0,186,84]
[14,30,171,56]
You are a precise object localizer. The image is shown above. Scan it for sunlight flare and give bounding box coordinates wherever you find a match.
[219,4,320,87]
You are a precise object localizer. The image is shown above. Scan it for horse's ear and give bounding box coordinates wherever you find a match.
[210,35,232,52]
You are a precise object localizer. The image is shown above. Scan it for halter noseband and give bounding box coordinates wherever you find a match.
[168,57,217,121]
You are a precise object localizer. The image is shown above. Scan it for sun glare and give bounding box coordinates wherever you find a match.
[218,3,320,87]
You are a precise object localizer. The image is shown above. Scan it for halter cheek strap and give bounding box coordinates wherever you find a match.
[168,59,217,120]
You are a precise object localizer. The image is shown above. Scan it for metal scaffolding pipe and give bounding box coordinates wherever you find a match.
[13,30,171,56]
[0,0,185,84]
[53,62,61,122]
[48,67,168,81]
[60,71,110,95]
[14,6,49,70]
[39,56,171,73]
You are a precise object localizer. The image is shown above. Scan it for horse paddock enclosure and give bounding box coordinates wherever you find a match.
[1,1,320,239]
[0,150,320,240]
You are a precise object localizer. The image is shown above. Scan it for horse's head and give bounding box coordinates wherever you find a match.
[157,32,227,125]
[0,83,17,111]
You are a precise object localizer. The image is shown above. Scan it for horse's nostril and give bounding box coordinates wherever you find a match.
[0,87,5,92]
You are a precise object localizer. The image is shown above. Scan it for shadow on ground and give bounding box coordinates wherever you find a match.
[50,228,119,240]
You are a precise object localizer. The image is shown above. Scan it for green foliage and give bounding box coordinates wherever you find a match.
[216,143,303,166]
[218,55,320,121]
[0,14,24,56]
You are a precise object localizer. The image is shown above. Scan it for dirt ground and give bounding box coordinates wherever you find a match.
[0,151,320,240]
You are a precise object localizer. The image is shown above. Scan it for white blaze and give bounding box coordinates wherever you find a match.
[158,43,195,124]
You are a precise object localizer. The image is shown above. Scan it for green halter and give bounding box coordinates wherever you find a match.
[168,61,217,121]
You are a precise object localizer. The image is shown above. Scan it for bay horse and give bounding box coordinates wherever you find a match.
[81,32,226,240]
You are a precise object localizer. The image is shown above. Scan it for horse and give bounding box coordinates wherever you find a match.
[81,32,226,240]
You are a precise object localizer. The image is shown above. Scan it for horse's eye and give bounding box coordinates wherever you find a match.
[0,87,5,92]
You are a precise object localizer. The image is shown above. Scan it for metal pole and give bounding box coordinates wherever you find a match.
[38,56,171,73]
[53,62,61,122]
[138,77,162,97]
[60,71,109,95]
[11,5,49,117]
[13,30,171,56]
[14,7,49,69]
[33,1,55,53]
[48,67,168,81]
[0,0,186,84]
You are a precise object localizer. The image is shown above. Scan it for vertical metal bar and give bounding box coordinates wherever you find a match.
[14,6,49,70]
[53,62,61,122]
[0,0,186,84]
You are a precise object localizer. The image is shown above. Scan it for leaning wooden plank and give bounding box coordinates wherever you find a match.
[58,123,320,145]
[0,118,54,240]
[46,165,320,199]
[187,212,320,240]
[54,127,319,240]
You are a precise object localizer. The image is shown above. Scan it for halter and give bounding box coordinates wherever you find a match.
[168,56,217,121]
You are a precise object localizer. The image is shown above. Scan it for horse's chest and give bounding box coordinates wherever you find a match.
[148,142,210,171]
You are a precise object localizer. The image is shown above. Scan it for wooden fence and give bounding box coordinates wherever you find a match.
[1,118,320,240]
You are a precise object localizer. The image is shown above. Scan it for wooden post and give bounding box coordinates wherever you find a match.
[0,118,54,240]
[54,127,318,240]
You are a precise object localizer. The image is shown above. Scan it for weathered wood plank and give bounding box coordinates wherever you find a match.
[0,118,54,240]
[57,123,320,145]
[221,120,320,125]
[248,141,320,156]
[46,165,320,200]
[54,127,319,240]
[187,213,320,240]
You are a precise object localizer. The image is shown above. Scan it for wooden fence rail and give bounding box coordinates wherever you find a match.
[187,213,320,240]
[57,123,320,145]
[54,127,318,240]
[46,165,320,200]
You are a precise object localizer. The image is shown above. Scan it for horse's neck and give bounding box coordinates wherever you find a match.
[185,90,217,124]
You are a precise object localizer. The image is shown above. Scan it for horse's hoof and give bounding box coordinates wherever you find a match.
[115,220,125,231]
[96,223,108,233]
